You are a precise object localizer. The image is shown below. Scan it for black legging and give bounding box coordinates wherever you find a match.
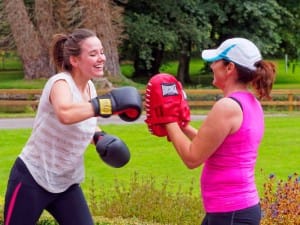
[4,157,94,225]
[201,204,261,225]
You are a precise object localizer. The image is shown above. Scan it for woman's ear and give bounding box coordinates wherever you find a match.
[226,62,235,72]
[224,62,237,77]
[69,55,78,67]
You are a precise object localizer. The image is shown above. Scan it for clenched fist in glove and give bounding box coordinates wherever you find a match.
[90,86,142,122]
[144,73,191,137]
[93,131,130,168]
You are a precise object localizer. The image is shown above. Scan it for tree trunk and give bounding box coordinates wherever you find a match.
[177,40,191,85]
[80,0,123,80]
[35,0,57,50]
[3,0,54,79]
[150,46,164,75]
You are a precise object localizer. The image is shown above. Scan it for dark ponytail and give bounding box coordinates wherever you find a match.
[252,61,276,100]
[50,34,68,72]
[233,60,276,100]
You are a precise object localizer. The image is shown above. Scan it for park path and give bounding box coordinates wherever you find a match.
[0,115,207,129]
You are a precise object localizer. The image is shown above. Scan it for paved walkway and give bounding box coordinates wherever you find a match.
[0,115,207,129]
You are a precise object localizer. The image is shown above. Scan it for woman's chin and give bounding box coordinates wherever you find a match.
[93,73,104,79]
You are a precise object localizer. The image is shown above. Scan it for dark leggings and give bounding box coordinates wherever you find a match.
[4,157,94,225]
[201,204,261,225]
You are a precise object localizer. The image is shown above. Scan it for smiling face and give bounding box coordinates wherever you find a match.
[71,36,106,79]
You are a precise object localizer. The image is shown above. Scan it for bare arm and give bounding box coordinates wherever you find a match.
[50,80,95,124]
[181,124,198,140]
[166,98,242,169]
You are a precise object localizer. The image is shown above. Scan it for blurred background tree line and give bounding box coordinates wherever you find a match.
[0,0,299,85]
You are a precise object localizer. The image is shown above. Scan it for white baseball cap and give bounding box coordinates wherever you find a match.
[201,38,262,71]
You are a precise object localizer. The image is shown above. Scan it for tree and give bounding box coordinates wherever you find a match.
[1,0,124,82]
[203,0,291,56]
[0,0,14,50]
[121,0,299,85]
[3,0,55,79]
[80,0,125,80]
[172,0,210,84]
[123,4,176,77]
[122,0,210,84]
[276,0,300,61]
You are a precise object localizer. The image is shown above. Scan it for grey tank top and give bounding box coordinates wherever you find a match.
[20,72,97,193]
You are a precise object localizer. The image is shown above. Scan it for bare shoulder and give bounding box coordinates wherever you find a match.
[50,79,72,104]
[207,97,243,134]
[51,79,71,96]
[211,97,242,115]
[52,79,69,89]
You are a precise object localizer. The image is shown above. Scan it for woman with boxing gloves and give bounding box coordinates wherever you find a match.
[4,28,142,225]
[145,38,276,225]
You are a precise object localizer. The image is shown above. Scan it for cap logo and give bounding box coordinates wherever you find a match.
[219,44,236,60]
[161,83,178,96]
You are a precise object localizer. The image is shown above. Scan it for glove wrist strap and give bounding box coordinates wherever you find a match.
[90,98,100,116]
[93,131,106,144]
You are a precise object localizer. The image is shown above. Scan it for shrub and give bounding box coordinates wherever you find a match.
[88,172,204,225]
[260,173,300,225]
[1,173,299,224]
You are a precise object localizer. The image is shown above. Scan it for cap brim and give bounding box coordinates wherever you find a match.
[201,49,223,62]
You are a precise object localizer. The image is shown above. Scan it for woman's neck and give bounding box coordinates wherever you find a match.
[71,71,89,93]
[222,83,248,97]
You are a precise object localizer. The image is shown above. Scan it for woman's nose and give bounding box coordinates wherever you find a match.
[98,53,106,62]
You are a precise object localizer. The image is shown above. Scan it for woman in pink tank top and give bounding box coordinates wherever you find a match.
[165,38,276,225]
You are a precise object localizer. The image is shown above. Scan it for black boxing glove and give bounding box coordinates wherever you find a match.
[90,86,142,122]
[93,131,130,168]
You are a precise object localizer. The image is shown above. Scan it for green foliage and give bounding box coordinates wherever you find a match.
[125,13,176,69]
[88,173,204,225]
[123,0,210,75]
[198,0,293,57]
[2,173,298,224]
[276,0,300,59]
[36,220,58,225]
[121,0,300,78]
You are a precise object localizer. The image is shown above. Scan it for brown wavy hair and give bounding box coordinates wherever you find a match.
[224,60,276,100]
[49,28,96,72]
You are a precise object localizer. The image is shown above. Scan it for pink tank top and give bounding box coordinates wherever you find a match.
[201,91,264,212]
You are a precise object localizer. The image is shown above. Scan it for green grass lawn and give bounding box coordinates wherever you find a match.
[122,58,300,89]
[0,70,47,89]
[0,56,299,206]
[1,115,299,201]
[1,57,300,89]
[0,55,299,224]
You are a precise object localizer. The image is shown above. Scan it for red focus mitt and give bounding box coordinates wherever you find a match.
[144,73,190,137]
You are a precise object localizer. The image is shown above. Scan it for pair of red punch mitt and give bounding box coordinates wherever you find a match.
[144,73,191,138]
